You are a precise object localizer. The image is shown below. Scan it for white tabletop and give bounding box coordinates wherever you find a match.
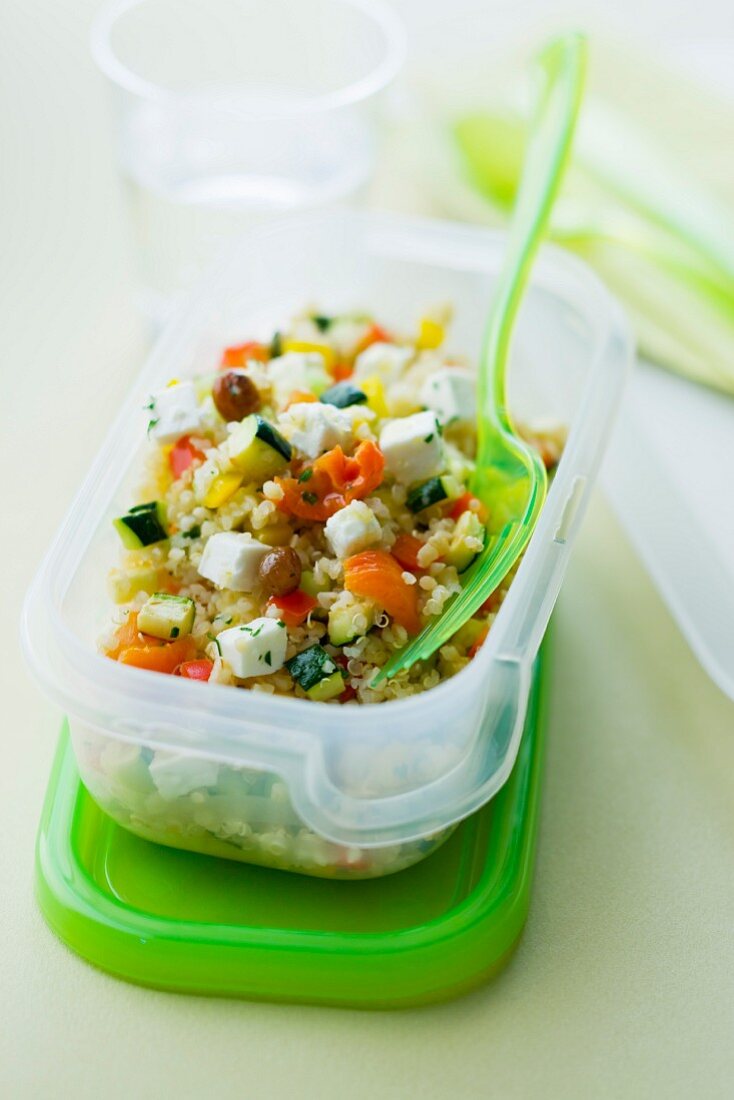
[2,2,734,1096]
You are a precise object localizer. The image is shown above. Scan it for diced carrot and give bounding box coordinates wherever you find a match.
[267,589,318,627]
[391,533,424,572]
[158,578,181,596]
[176,659,214,681]
[118,636,197,674]
[220,341,268,368]
[449,492,489,523]
[284,390,318,409]
[344,549,421,635]
[105,611,141,659]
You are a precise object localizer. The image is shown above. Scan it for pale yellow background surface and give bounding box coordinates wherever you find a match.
[2,2,734,1097]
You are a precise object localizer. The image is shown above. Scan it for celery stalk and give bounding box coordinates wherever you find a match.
[453,110,734,395]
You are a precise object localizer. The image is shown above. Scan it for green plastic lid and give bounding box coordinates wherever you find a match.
[35,646,549,1008]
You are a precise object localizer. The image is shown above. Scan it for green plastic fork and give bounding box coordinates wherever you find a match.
[374,33,587,685]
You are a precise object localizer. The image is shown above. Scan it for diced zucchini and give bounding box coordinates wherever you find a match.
[300,569,330,599]
[306,670,345,702]
[227,414,292,482]
[113,501,168,548]
[328,599,375,646]
[286,644,343,694]
[138,593,195,640]
[319,381,368,408]
[108,564,161,604]
[406,475,462,514]
[444,511,486,572]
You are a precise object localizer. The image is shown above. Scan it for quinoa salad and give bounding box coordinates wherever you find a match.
[101,308,564,704]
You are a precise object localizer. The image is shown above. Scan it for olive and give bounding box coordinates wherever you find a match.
[212,370,260,422]
[258,547,302,596]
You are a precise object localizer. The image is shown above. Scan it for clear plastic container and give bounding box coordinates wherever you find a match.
[91,0,405,318]
[22,211,632,878]
[603,361,734,702]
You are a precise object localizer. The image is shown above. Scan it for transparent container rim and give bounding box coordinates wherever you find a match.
[89,0,407,116]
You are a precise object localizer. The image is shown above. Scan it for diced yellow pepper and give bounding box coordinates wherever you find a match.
[451,618,488,651]
[360,374,389,418]
[283,340,335,372]
[416,317,445,350]
[203,471,245,508]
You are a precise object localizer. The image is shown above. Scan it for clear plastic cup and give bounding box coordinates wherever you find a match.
[91,0,405,319]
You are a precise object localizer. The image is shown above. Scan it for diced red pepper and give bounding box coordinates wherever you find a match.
[339,684,357,703]
[220,341,268,368]
[479,591,501,615]
[355,322,392,354]
[176,659,214,681]
[169,434,206,479]
[276,441,384,522]
[267,589,318,627]
[468,627,489,659]
[330,359,354,382]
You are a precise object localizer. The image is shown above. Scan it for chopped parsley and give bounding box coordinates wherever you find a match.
[298,468,314,483]
[311,314,333,332]
[423,433,434,443]
[171,626,180,638]
[302,491,318,505]
[263,650,272,666]
[182,525,201,539]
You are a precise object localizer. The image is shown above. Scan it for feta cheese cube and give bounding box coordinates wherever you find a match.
[218,617,288,679]
[149,751,219,800]
[353,342,413,384]
[267,352,330,407]
[147,382,204,444]
[197,532,269,591]
[279,401,353,459]
[379,411,445,485]
[420,367,476,425]
[324,500,382,559]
